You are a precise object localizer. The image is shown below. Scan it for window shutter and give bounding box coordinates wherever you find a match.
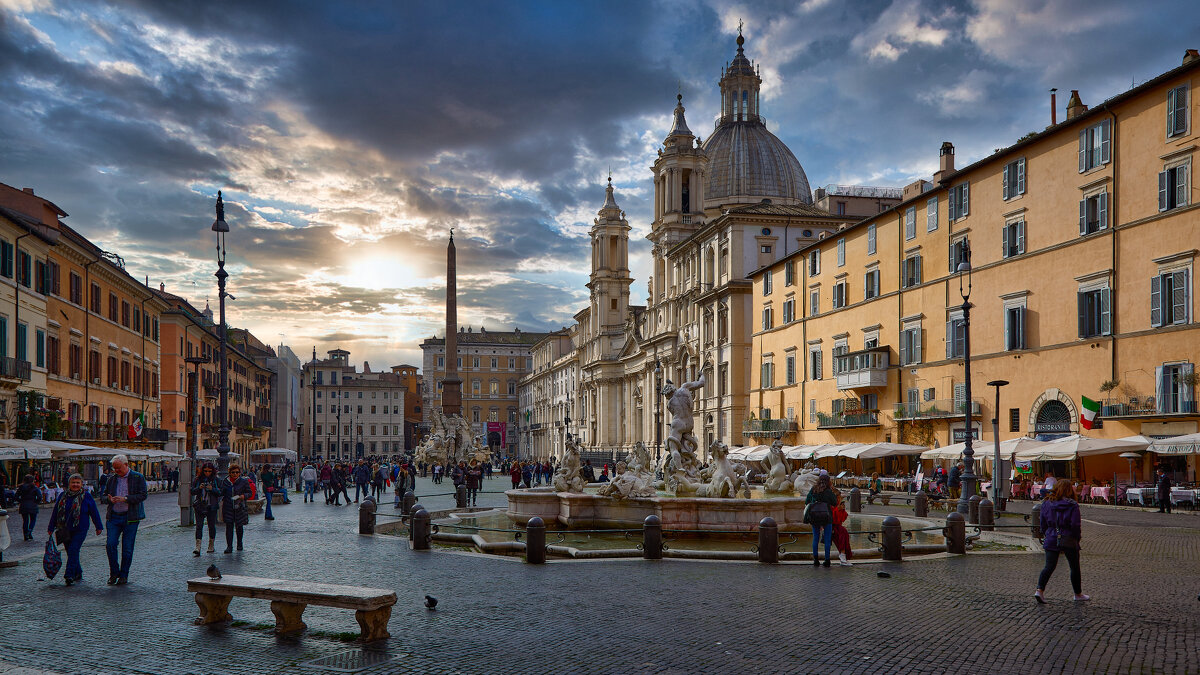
[1155,365,1167,413]
[899,332,909,365]
[1175,165,1188,207]
[1002,163,1009,200]
[1004,308,1011,350]
[915,255,922,285]
[961,183,969,216]
[1077,291,1087,338]
[1017,221,1025,254]
[1151,274,1162,327]
[873,271,880,297]
[816,353,822,380]
[1168,87,1178,136]
[1100,287,1112,335]
[1079,199,1087,235]
[1098,192,1108,229]
[1078,129,1087,172]
[914,328,922,364]
[1018,307,1026,349]
[1176,87,1189,135]
[1100,120,1111,165]
[947,189,956,221]
[1017,158,1026,195]
[1173,269,1188,324]
[1002,224,1010,258]
[1158,171,1169,211]
[946,320,953,359]
[1182,363,1195,409]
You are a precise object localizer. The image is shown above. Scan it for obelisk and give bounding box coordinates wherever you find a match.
[441,230,462,416]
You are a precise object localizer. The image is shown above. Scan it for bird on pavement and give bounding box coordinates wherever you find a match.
[424,595,437,609]
[206,564,222,580]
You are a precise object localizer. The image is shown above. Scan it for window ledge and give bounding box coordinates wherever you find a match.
[1159,144,1196,162]
[1078,175,1111,192]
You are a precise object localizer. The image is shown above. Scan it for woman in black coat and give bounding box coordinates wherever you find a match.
[219,464,252,553]
[190,462,221,556]
[16,474,42,541]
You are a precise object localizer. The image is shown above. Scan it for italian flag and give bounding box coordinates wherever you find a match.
[128,411,144,439]
[1080,396,1100,430]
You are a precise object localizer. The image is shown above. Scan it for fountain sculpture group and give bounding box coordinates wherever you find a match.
[415,409,486,468]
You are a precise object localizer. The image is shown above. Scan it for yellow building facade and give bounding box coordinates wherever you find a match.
[750,52,1200,482]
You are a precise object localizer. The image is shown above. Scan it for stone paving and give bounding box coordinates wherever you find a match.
[0,475,1196,674]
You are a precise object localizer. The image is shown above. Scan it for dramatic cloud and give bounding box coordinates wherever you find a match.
[1,0,1195,369]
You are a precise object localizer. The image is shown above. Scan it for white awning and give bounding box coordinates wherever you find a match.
[842,442,928,460]
[1148,432,1200,455]
[249,448,298,461]
[0,446,52,461]
[195,449,242,461]
[923,437,1049,462]
[1013,434,1148,461]
[814,443,863,459]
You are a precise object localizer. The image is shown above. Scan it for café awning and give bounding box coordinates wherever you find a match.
[1013,434,1148,461]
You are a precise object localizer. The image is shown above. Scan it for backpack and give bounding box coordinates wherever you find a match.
[806,500,832,526]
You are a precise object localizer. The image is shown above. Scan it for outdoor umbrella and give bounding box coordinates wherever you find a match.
[1013,434,1147,461]
[1148,432,1200,455]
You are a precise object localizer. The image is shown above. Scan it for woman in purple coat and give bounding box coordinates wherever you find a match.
[1035,481,1089,602]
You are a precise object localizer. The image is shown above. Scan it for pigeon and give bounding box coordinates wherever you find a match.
[876,572,891,578]
[206,564,222,580]
[424,595,437,610]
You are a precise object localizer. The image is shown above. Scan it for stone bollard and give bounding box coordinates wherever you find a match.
[849,487,862,513]
[914,491,928,518]
[525,517,546,564]
[455,485,467,508]
[968,495,981,524]
[757,517,779,564]
[945,512,966,554]
[411,508,431,551]
[642,515,663,560]
[402,490,417,515]
[978,498,994,531]
[359,497,377,535]
[1030,502,1043,540]
[881,515,902,561]
[408,503,424,542]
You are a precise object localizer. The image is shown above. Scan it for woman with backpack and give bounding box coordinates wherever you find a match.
[805,474,838,567]
[1035,480,1088,603]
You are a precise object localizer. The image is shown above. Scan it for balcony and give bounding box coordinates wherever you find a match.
[893,398,982,420]
[743,417,799,437]
[1101,396,1198,418]
[834,347,889,391]
[0,356,32,388]
[66,422,125,441]
[816,410,880,429]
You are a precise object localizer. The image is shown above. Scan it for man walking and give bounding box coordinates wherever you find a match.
[948,462,963,500]
[300,463,317,503]
[100,455,147,585]
[320,462,333,504]
[1156,467,1173,513]
[353,460,371,503]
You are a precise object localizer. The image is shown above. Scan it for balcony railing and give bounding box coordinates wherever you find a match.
[743,418,799,436]
[816,410,880,429]
[0,356,32,382]
[66,422,126,441]
[893,399,982,420]
[834,347,890,391]
[1101,396,1197,417]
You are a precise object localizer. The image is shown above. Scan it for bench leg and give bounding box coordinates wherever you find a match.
[270,600,308,634]
[355,605,392,642]
[194,593,232,626]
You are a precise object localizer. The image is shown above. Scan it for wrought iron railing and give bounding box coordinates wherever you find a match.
[742,418,798,435]
[1101,396,1197,416]
[0,356,32,381]
[816,410,879,428]
[893,399,981,420]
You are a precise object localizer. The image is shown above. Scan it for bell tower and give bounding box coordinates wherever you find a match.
[650,94,708,251]
[588,177,632,341]
[718,30,762,124]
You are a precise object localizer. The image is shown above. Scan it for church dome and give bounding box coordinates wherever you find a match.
[702,121,813,206]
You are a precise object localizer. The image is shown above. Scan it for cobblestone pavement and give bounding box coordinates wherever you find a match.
[2,490,185,561]
[0,475,1196,674]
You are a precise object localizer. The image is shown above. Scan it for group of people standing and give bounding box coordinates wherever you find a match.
[189,462,256,556]
[297,459,418,507]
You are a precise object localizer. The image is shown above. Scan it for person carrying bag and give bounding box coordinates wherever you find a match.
[1035,481,1088,603]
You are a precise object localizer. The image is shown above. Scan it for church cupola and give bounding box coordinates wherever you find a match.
[719,29,762,124]
[664,94,694,146]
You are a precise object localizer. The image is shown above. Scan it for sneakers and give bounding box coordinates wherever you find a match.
[107,575,118,585]
[1034,590,1045,604]
[822,559,831,567]
[838,554,852,566]
[1073,594,1091,602]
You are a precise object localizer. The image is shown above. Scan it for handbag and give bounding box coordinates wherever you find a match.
[1053,511,1080,549]
[43,537,62,579]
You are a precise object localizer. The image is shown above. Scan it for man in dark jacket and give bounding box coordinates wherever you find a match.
[948,463,963,499]
[1156,468,1173,513]
[16,475,41,540]
[352,460,371,502]
[99,454,148,585]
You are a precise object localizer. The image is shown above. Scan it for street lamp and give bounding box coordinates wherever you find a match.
[986,379,1009,506]
[654,359,663,463]
[956,240,975,515]
[310,373,317,460]
[211,192,232,480]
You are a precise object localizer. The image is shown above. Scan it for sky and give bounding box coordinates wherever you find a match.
[1,0,1197,371]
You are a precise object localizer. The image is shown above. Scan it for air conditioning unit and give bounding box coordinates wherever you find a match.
[72,373,80,379]
[92,378,101,385]
[123,385,131,392]
[111,382,119,388]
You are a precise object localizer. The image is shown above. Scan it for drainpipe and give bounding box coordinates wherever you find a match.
[1105,106,1119,383]
[82,257,100,431]
[139,279,153,441]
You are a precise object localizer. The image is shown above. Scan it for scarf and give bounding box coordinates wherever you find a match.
[58,488,84,531]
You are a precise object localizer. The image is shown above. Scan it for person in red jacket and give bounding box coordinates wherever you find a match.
[509,462,522,490]
[831,489,853,566]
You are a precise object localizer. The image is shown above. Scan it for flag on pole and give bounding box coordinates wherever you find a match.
[1079,396,1100,430]
[128,411,144,439]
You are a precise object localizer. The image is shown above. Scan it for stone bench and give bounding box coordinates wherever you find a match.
[188,575,397,642]
[865,493,893,506]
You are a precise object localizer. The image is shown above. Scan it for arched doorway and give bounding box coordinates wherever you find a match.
[1034,400,1072,440]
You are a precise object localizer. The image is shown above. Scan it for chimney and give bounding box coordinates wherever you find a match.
[933,142,955,183]
[1185,49,1199,65]
[1050,88,1057,126]
[21,188,34,194]
[159,282,165,292]
[1066,90,1087,120]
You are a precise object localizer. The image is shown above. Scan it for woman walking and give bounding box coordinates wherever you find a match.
[16,474,41,541]
[831,489,853,566]
[805,474,837,567]
[466,459,483,506]
[1035,481,1088,602]
[509,462,522,490]
[220,464,252,553]
[46,474,102,585]
[190,462,221,556]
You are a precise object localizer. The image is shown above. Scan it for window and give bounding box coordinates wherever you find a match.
[15,322,26,362]
[508,381,516,395]
[491,357,498,369]
[808,348,822,380]
[808,250,820,275]
[899,325,922,365]
[861,393,877,411]
[760,360,774,389]
[786,355,796,385]
[904,207,916,240]
[472,357,480,368]
[437,356,444,368]
[0,240,11,278]
[782,297,795,324]
[948,182,969,220]
[950,237,969,273]
[472,409,480,423]
[35,328,44,368]
[946,313,966,359]
[472,380,480,394]
[1156,363,1196,413]
[1079,191,1109,235]
[1002,158,1026,200]
[763,270,772,295]
[1005,306,1026,351]
[836,201,846,215]
[16,251,30,288]
[316,404,322,414]
[1077,287,1112,338]
[508,357,515,369]
[1002,220,1025,258]
[47,335,59,374]
[784,261,794,286]
[832,280,847,309]
[1168,85,1189,137]
[1009,408,1021,432]
[927,198,938,231]
[1078,119,1111,172]
[831,343,848,374]
[1158,162,1189,212]
[90,283,101,314]
[760,305,773,331]
[867,224,876,255]
[489,381,499,395]
[108,293,118,322]
[70,272,82,305]
[1151,269,1190,327]
[902,254,922,288]
[809,288,819,315]
[837,238,845,267]
[864,269,880,300]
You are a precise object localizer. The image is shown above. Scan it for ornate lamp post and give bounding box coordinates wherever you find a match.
[956,241,975,515]
[987,379,1010,505]
[654,359,663,463]
[211,192,232,479]
[310,373,317,460]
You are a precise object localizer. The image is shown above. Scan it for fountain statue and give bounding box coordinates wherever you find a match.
[598,441,656,499]
[416,410,477,467]
[660,374,705,495]
[762,438,793,494]
[695,440,751,498]
[552,436,587,493]
[790,462,820,497]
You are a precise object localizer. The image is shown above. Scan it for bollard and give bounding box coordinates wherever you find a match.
[177,459,195,527]
[411,508,431,550]
[455,485,467,508]
[914,491,928,518]
[359,497,377,535]
[968,495,981,524]
[849,487,862,513]
[525,517,546,564]
[978,498,994,531]
[0,508,10,567]
[881,515,902,561]
[408,503,424,541]
[642,515,663,560]
[402,490,417,515]
[757,517,779,564]
[945,512,966,554]
[1030,502,1043,540]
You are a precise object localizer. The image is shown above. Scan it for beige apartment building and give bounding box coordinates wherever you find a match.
[749,50,1200,482]
[517,328,576,460]
[300,349,409,460]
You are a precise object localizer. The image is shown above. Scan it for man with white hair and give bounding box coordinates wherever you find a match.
[99,454,148,585]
